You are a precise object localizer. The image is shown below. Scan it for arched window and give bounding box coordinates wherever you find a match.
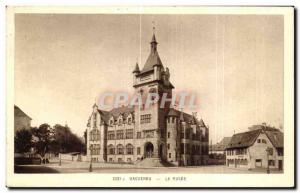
[126,144,134,155]
[108,145,115,155]
[117,144,124,154]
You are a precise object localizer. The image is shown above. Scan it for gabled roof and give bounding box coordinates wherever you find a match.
[265,129,283,148]
[14,105,32,120]
[211,137,232,151]
[166,108,206,127]
[226,126,283,149]
[97,105,134,124]
[226,129,261,149]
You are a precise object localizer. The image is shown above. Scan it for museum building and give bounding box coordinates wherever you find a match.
[86,33,209,166]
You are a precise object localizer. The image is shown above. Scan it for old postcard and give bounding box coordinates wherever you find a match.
[6,6,294,188]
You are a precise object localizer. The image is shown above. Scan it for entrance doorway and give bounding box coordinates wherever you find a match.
[145,142,154,158]
[159,144,163,159]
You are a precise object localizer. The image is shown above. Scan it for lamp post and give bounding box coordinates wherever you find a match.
[89,146,93,172]
[59,153,61,166]
[266,147,272,174]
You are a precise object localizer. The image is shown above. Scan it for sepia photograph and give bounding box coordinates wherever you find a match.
[6,6,294,188]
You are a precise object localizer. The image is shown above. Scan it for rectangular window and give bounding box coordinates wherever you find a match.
[126,129,134,139]
[262,139,267,144]
[127,158,132,163]
[140,114,151,124]
[185,129,190,139]
[257,139,261,143]
[107,131,115,140]
[118,158,123,163]
[181,132,184,139]
[137,147,141,155]
[109,158,113,162]
[140,75,151,81]
[168,132,170,138]
[167,143,170,149]
[268,160,275,166]
[186,144,190,154]
[116,130,124,139]
[181,143,185,154]
[137,132,141,139]
[169,153,171,158]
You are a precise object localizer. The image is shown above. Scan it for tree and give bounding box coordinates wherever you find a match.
[31,123,53,158]
[83,129,87,154]
[51,124,85,154]
[14,128,32,153]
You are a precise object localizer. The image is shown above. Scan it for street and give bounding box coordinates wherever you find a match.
[15,159,283,174]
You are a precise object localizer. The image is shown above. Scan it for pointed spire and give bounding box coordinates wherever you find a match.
[93,102,98,109]
[133,62,140,73]
[151,33,157,43]
[150,33,158,53]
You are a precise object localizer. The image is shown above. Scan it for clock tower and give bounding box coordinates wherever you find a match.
[132,33,174,160]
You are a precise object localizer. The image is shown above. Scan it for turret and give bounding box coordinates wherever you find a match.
[132,62,140,85]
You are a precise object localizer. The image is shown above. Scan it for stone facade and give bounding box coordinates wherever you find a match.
[86,33,209,166]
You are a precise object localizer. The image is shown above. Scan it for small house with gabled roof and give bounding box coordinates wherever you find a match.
[225,125,283,170]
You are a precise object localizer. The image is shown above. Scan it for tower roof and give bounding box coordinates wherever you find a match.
[151,33,157,43]
[140,34,163,73]
[133,62,140,73]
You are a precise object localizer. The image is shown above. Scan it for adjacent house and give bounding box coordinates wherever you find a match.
[14,105,32,134]
[211,137,232,155]
[226,125,283,170]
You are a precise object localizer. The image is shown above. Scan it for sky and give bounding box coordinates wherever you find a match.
[15,14,283,143]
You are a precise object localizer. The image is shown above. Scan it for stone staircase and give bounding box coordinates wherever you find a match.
[135,158,176,167]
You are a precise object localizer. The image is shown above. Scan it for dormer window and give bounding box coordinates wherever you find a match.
[118,118,122,125]
[128,117,132,124]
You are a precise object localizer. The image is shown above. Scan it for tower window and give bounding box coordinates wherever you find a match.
[168,132,170,138]
[141,114,151,124]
